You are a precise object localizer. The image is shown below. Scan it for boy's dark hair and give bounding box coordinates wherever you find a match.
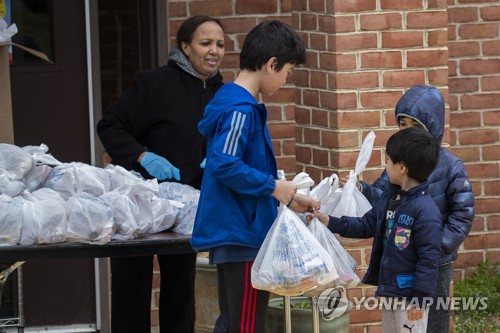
[386,127,440,182]
[176,15,224,49]
[239,20,306,71]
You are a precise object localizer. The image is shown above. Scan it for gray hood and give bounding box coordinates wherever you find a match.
[167,46,219,81]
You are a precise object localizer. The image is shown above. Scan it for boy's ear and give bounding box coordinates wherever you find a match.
[400,163,408,175]
[265,57,278,72]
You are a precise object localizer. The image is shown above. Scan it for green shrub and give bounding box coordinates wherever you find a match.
[453,260,500,333]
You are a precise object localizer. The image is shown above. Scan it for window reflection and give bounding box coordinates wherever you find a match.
[11,0,52,64]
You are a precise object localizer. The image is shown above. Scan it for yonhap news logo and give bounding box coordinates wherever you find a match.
[315,286,489,320]
[317,286,349,321]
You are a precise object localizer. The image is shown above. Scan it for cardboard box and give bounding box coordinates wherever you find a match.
[0,41,51,144]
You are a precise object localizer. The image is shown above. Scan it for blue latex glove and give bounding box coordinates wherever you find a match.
[140,152,180,181]
[200,158,206,169]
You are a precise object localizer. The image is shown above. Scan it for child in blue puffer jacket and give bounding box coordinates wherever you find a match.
[310,127,442,333]
[357,85,475,333]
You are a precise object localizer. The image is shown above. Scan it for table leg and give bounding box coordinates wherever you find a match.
[16,266,24,333]
[283,296,291,333]
[0,262,25,333]
[312,296,320,333]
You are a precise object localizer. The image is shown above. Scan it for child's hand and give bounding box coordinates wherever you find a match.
[306,211,330,227]
[407,307,424,321]
[288,193,320,213]
[339,175,361,190]
[272,180,297,205]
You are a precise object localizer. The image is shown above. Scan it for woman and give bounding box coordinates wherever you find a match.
[97,15,225,333]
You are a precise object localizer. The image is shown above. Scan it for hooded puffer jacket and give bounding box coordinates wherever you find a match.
[360,85,475,265]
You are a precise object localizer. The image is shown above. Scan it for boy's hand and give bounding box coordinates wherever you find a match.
[339,175,361,190]
[306,211,330,227]
[272,180,297,205]
[407,307,424,321]
[288,193,320,213]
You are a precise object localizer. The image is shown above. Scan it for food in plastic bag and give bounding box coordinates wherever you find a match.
[42,163,110,200]
[0,194,23,245]
[23,164,52,192]
[19,188,67,244]
[0,143,34,180]
[100,191,145,240]
[0,169,26,197]
[22,143,63,166]
[308,218,360,289]
[251,205,338,296]
[65,192,115,243]
[158,182,200,235]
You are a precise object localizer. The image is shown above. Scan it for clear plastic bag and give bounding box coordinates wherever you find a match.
[308,218,360,288]
[251,205,338,296]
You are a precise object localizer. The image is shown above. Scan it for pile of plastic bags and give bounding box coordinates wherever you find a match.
[0,143,200,246]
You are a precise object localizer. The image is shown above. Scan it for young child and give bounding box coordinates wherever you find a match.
[358,85,475,333]
[310,127,442,333]
[190,20,318,332]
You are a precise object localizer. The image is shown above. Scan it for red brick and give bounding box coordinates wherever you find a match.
[332,15,356,33]
[466,163,499,179]
[480,5,500,21]
[303,127,321,145]
[462,93,500,109]
[368,325,383,333]
[336,111,381,128]
[190,0,233,16]
[309,0,325,12]
[483,145,500,162]
[350,307,382,324]
[407,49,448,67]
[448,41,480,57]
[382,31,424,48]
[380,0,423,10]
[334,72,379,89]
[309,33,327,51]
[360,13,402,30]
[168,2,187,17]
[488,215,500,231]
[476,197,500,214]
[486,232,500,249]
[361,52,402,69]
[312,148,330,166]
[383,70,425,87]
[449,7,479,23]
[304,89,320,107]
[454,251,484,269]
[407,11,448,28]
[450,147,481,162]
[484,111,500,125]
[318,53,336,70]
[268,123,295,139]
[461,59,500,75]
[459,23,499,39]
[295,145,312,163]
[360,91,402,108]
[449,77,479,93]
[459,129,499,145]
[320,92,357,109]
[221,18,260,34]
[471,217,485,232]
[311,109,328,127]
[322,130,359,148]
[335,33,378,51]
[300,12,318,30]
[235,0,278,14]
[429,69,449,85]
[483,40,500,56]
[310,70,328,89]
[428,30,448,46]
[334,0,376,12]
[464,234,487,250]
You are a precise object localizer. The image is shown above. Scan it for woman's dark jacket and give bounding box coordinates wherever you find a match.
[360,85,475,265]
[329,181,442,301]
[97,48,223,189]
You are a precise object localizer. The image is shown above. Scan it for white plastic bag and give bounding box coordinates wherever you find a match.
[19,189,67,244]
[158,182,200,235]
[308,218,360,288]
[326,131,375,218]
[251,205,338,296]
[0,194,23,245]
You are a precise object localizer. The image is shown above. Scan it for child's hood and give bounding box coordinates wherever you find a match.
[395,85,445,144]
[198,82,261,138]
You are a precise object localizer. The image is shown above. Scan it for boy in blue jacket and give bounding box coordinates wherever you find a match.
[358,85,475,332]
[310,127,442,333]
[191,20,319,333]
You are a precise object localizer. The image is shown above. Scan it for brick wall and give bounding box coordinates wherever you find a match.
[153,0,500,332]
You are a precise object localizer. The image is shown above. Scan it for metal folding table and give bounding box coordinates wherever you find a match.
[0,232,193,333]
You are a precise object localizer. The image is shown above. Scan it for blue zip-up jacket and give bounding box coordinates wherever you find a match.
[360,85,475,265]
[191,82,279,251]
[329,181,442,300]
